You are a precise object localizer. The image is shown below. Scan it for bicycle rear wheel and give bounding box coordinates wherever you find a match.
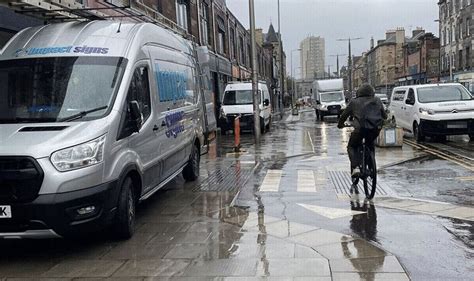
[362,147,377,199]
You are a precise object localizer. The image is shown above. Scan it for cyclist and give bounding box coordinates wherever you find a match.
[337,84,387,178]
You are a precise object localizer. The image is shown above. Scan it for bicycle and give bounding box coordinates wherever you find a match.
[344,124,377,199]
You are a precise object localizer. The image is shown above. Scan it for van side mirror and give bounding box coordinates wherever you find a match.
[316,100,321,105]
[129,101,142,133]
[264,99,270,106]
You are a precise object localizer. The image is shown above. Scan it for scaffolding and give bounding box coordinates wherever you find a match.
[1,0,190,39]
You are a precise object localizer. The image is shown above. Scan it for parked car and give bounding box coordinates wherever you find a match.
[0,21,216,239]
[375,93,389,109]
[219,81,271,133]
[389,84,474,141]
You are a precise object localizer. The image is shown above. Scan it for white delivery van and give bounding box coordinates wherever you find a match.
[389,84,474,141]
[312,79,346,120]
[220,81,271,133]
[0,21,216,239]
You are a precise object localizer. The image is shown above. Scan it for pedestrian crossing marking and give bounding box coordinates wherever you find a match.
[297,203,366,219]
[259,170,282,192]
[297,170,317,193]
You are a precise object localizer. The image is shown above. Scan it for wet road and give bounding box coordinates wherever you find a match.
[0,108,473,280]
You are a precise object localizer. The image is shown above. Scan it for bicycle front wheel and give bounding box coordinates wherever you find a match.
[363,147,377,199]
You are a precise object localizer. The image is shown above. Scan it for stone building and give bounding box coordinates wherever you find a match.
[352,54,367,91]
[366,28,405,94]
[438,0,473,92]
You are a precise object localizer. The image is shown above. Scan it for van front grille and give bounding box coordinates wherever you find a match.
[0,157,44,203]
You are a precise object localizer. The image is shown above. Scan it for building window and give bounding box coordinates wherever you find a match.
[459,50,463,69]
[199,2,210,45]
[216,17,226,55]
[176,0,188,31]
[466,47,470,68]
[230,28,237,60]
[467,18,471,36]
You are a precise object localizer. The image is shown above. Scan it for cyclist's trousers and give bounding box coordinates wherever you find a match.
[347,130,379,169]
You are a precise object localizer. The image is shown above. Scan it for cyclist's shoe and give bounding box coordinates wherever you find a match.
[351,168,361,178]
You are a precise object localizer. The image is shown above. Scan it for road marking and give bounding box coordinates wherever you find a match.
[457,176,474,181]
[307,131,315,153]
[298,203,366,219]
[297,170,317,192]
[259,170,282,192]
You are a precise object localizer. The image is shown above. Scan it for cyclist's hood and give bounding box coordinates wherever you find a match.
[356,84,375,98]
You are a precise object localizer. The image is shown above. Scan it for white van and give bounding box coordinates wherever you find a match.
[220,81,271,133]
[389,84,474,141]
[0,21,216,239]
[312,79,346,120]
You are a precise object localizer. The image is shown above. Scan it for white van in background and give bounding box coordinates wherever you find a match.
[312,79,346,120]
[389,84,474,142]
[219,81,271,133]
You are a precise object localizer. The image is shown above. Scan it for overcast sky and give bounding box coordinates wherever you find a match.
[226,0,439,77]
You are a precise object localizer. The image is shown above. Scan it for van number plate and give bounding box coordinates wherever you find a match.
[0,206,12,218]
[447,122,467,129]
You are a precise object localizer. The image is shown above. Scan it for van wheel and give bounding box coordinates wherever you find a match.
[316,110,320,120]
[183,144,200,181]
[260,117,265,134]
[469,134,474,142]
[113,177,136,240]
[413,122,425,142]
[320,113,325,121]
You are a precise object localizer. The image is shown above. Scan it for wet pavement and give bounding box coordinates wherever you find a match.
[0,108,473,280]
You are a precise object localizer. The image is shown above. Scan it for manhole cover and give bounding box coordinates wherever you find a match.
[328,171,394,197]
[194,164,253,192]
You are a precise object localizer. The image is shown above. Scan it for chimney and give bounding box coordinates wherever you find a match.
[412,27,425,38]
[386,30,396,40]
[395,27,405,44]
[370,37,374,49]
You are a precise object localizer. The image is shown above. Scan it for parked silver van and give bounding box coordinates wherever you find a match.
[0,21,215,239]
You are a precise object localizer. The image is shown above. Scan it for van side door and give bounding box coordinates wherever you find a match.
[149,46,198,180]
[403,88,416,130]
[391,89,407,128]
[119,62,162,193]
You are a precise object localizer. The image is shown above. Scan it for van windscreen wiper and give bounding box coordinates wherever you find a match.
[58,106,108,122]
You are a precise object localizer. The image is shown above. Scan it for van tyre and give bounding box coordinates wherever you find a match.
[413,122,425,142]
[113,177,136,240]
[183,144,200,181]
[316,109,320,120]
[469,134,473,142]
[266,117,271,131]
[260,117,265,134]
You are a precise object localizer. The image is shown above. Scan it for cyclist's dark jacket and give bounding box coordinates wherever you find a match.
[337,87,387,132]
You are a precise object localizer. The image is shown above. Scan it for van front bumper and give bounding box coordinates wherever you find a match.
[0,180,120,238]
[419,118,474,136]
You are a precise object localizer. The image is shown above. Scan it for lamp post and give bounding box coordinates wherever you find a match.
[249,0,260,143]
[277,0,284,116]
[337,37,362,94]
[291,48,301,110]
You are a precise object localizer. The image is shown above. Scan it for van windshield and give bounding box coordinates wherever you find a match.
[320,92,343,102]
[0,56,127,124]
[223,90,255,105]
[417,86,473,103]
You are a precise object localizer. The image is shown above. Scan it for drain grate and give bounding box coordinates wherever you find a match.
[328,171,394,197]
[193,164,253,192]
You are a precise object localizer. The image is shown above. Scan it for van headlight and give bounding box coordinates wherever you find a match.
[51,135,106,172]
[419,108,435,115]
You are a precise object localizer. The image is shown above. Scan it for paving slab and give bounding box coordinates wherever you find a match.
[404,202,458,213]
[101,241,172,260]
[433,206,474,220]
[245,220,319,238]
[314,239,389,260]
[41,260,124,278]
[256,258,330,277]
[331,272,410,281]
[182,259,258,277]
[112,259,190,277]
[288,229,354,247]
[329,256,405,273]
[229,243,295,259]
[163,243,232,260]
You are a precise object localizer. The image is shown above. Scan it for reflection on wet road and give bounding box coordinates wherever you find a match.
[0,109,472,280]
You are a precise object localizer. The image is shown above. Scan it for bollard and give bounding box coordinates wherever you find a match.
[234,115,241,152]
